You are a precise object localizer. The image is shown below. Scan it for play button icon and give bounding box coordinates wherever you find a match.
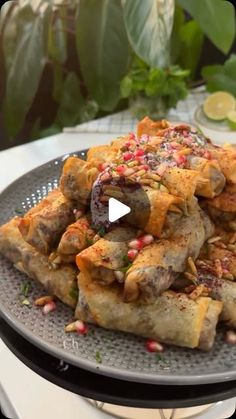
[108,198,131,223]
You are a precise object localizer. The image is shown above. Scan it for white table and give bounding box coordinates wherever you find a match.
[0,132,235,419]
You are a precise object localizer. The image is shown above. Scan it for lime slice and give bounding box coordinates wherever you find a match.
[203,91,236,121]
[227,110,236,130]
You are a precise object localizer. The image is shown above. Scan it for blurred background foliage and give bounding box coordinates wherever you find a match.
[0,0,235,149]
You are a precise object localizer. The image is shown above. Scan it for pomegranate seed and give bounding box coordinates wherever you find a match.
[146,339,164,353]
[114,270,125,283]
[116,165,126,174]
[203,150,211,160]
[75,320,88,335]
[43,301,56,314]
[123,151,133,161]
[173,153,187,165]
[225,330,236,345]
[99,162,109,171]
[124,141,131,148]
[127,249,138,261]
[134,149,145,157]
[141,234,154,246]
[129,132,136,140]
[128,239,143,250]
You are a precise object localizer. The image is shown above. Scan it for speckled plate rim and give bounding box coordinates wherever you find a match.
[0,152,236,386]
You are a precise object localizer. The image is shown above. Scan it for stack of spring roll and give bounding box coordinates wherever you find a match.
[1,117,236,352]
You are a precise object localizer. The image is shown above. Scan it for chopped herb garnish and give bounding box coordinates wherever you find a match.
[122,255,130,265]
[155,354,169,364]
[69,287,79,300]
[21,298,31,308]
[86,236,94,246]
[97,226,106,237]
[119,263,132,273]
[95,351,102,364]
[91,224,106,237]
[20,282,31,297]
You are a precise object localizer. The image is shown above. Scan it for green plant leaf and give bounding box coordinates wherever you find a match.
[123,0,175,68]
[202,54,236,96]
[170,4,185,65]
[178,20,204,79]
[55,72,84,127]
[76,0,131,111]
[177,0,235,54]
[3,3,51,138]
[48,15,67,64]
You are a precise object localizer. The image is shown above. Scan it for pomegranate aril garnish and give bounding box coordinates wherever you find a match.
[75,320,88,335]
[123,151,133,161]
[128,239,143,250]
[146,339,164,353]
[225,330,236,345]
[141,234,154,246]
[43,301,56,314]
[116,165,126,174]
[134,149,145,157]
[127,249,138,261]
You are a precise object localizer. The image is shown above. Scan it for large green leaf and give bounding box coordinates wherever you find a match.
[177,0,235,54]
[4,3,50,138]
[178,20,204,79]
[76,0,131,111]
[202,55,236,96]
[55,72,84,127]
[123,0,175,68]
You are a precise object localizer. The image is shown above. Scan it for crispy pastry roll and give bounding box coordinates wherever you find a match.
[137,117,170,137]
[161,168,200,202]
[123,186,185,238]
[75,273,222,350]
[124,205,211,302]
[86,145,120,167]
[198,274,236,329]
[76,226,136,285]
[18,189,75,254]
[60,157,99,205]
[210,147,236,184]
[52,214,96,264]
[187,156,225,198]
[203,184,236,230]
[0,218,78,308]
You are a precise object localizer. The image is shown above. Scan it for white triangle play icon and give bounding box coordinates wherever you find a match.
[108,198,131,223]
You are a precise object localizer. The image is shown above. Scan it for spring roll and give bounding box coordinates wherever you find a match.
[137,117,170,137]
[76,226,136,285]
[0,218,78,308]
[124,205,210,302]
[198,274,236,329]
[86,145,120,167]
[76,273,221,350]
[161,167,200,202]
[123,186,185,238]
[52,215,96,264]
[203,184,236,230]
[198,300,223,351]
[60,157,99,205]
[18,189,75,255]
[210,147,236,184]
[187,156,225,198]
